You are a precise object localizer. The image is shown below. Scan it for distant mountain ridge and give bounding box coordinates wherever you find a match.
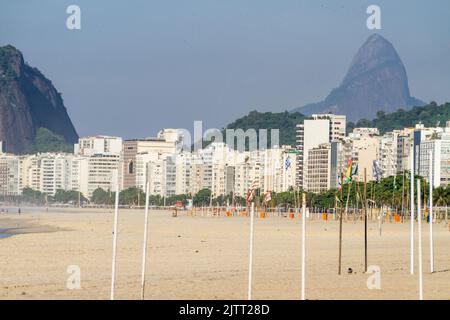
[292,34,424,121]
[0,45,78,154]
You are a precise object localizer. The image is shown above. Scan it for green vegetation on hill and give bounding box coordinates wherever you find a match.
[347,102,450,134]
[26,127,73,154]
[208,111,305,148]
[221,102,450,149]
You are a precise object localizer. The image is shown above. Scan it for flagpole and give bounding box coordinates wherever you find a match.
[140,181,150,300]
[429,151,434,273]
[410,147,414,275]
[417,179,423,300]
[364,168,368,273]
[301,192,306,300]
[401,170,406,222]
[338,172,344,275]
[248,202,255,300]
[110,172,120,300]
[284,153,288,192]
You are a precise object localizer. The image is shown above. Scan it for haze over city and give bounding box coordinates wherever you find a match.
[1,0,450,138]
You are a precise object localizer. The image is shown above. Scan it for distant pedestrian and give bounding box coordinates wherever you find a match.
[18,208,21,214]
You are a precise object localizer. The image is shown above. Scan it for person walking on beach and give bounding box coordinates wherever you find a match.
[18,208,21,215]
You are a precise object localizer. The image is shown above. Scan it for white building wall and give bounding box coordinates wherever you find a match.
[0,154,20,196]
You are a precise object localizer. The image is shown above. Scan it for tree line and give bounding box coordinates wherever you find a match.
[1,174,449,208]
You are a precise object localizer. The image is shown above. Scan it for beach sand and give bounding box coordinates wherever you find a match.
[0,207,449,300]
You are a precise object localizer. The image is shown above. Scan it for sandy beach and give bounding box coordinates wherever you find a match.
[0,207,448,300]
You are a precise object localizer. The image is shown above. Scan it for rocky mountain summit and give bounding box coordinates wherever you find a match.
[0,45,78,153]
[293,34,423,121]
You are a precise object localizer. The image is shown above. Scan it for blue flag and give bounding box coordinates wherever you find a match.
[285,156,291,170]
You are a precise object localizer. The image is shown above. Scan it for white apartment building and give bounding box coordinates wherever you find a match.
[70,156,89,197]
[174,152,193,195]
[86,153,122,197]
[75,136,122,156]
[16,152,117,199]
[261,146,297,193]
[123,136,177,189]
[296,119,330,189]
[412,124,444,175]
[306,143,332,193]
[396,129,414,173]
[0,154,20,196]
[419,128,450,187]
[39,153,73,196]
[22,154,41,192]
[311,114,347,141]
[233,152,252,197]
[305,141,344,192]
[17,153,74,196]
[351,135,379,181]
[162,155,177,197]
[378,131,399,178]
[135,151,177,198]
[72,136,123,198]
[351,128,380,137]
[208,143,237,197]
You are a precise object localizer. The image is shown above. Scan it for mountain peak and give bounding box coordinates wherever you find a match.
[0,45,25,80]
[366,33,387,42]
[342,33,402,86]
[0,45,78,154]
[293,34,424,121]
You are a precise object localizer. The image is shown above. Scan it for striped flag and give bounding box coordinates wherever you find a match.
[345,159,353,183]
[246,180,257,203]
[263,191,272,204]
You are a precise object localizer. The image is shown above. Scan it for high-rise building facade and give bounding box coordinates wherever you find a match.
[296,114,346,189]
[0,154,20,196]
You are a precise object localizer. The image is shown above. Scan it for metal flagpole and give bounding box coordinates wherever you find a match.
[338,172,344,275]
[429,151,434,273]
[248,202,255,300]
[110,172,120,300]
[301,193,306,300]
[417,179,423,300]
[364,168,368,272]
[410,147,414,275]
[140,181,150,299]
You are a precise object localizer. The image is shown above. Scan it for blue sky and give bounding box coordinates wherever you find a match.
[1,0,449,138]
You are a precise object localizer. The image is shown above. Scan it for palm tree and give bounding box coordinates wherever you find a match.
[434,186,449,206]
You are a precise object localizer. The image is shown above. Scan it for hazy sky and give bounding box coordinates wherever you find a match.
[1,0,449,138]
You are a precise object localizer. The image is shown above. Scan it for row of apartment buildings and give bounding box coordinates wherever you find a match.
[1,115,449,198]
[296,115,450,193]
[0,130,298,198]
